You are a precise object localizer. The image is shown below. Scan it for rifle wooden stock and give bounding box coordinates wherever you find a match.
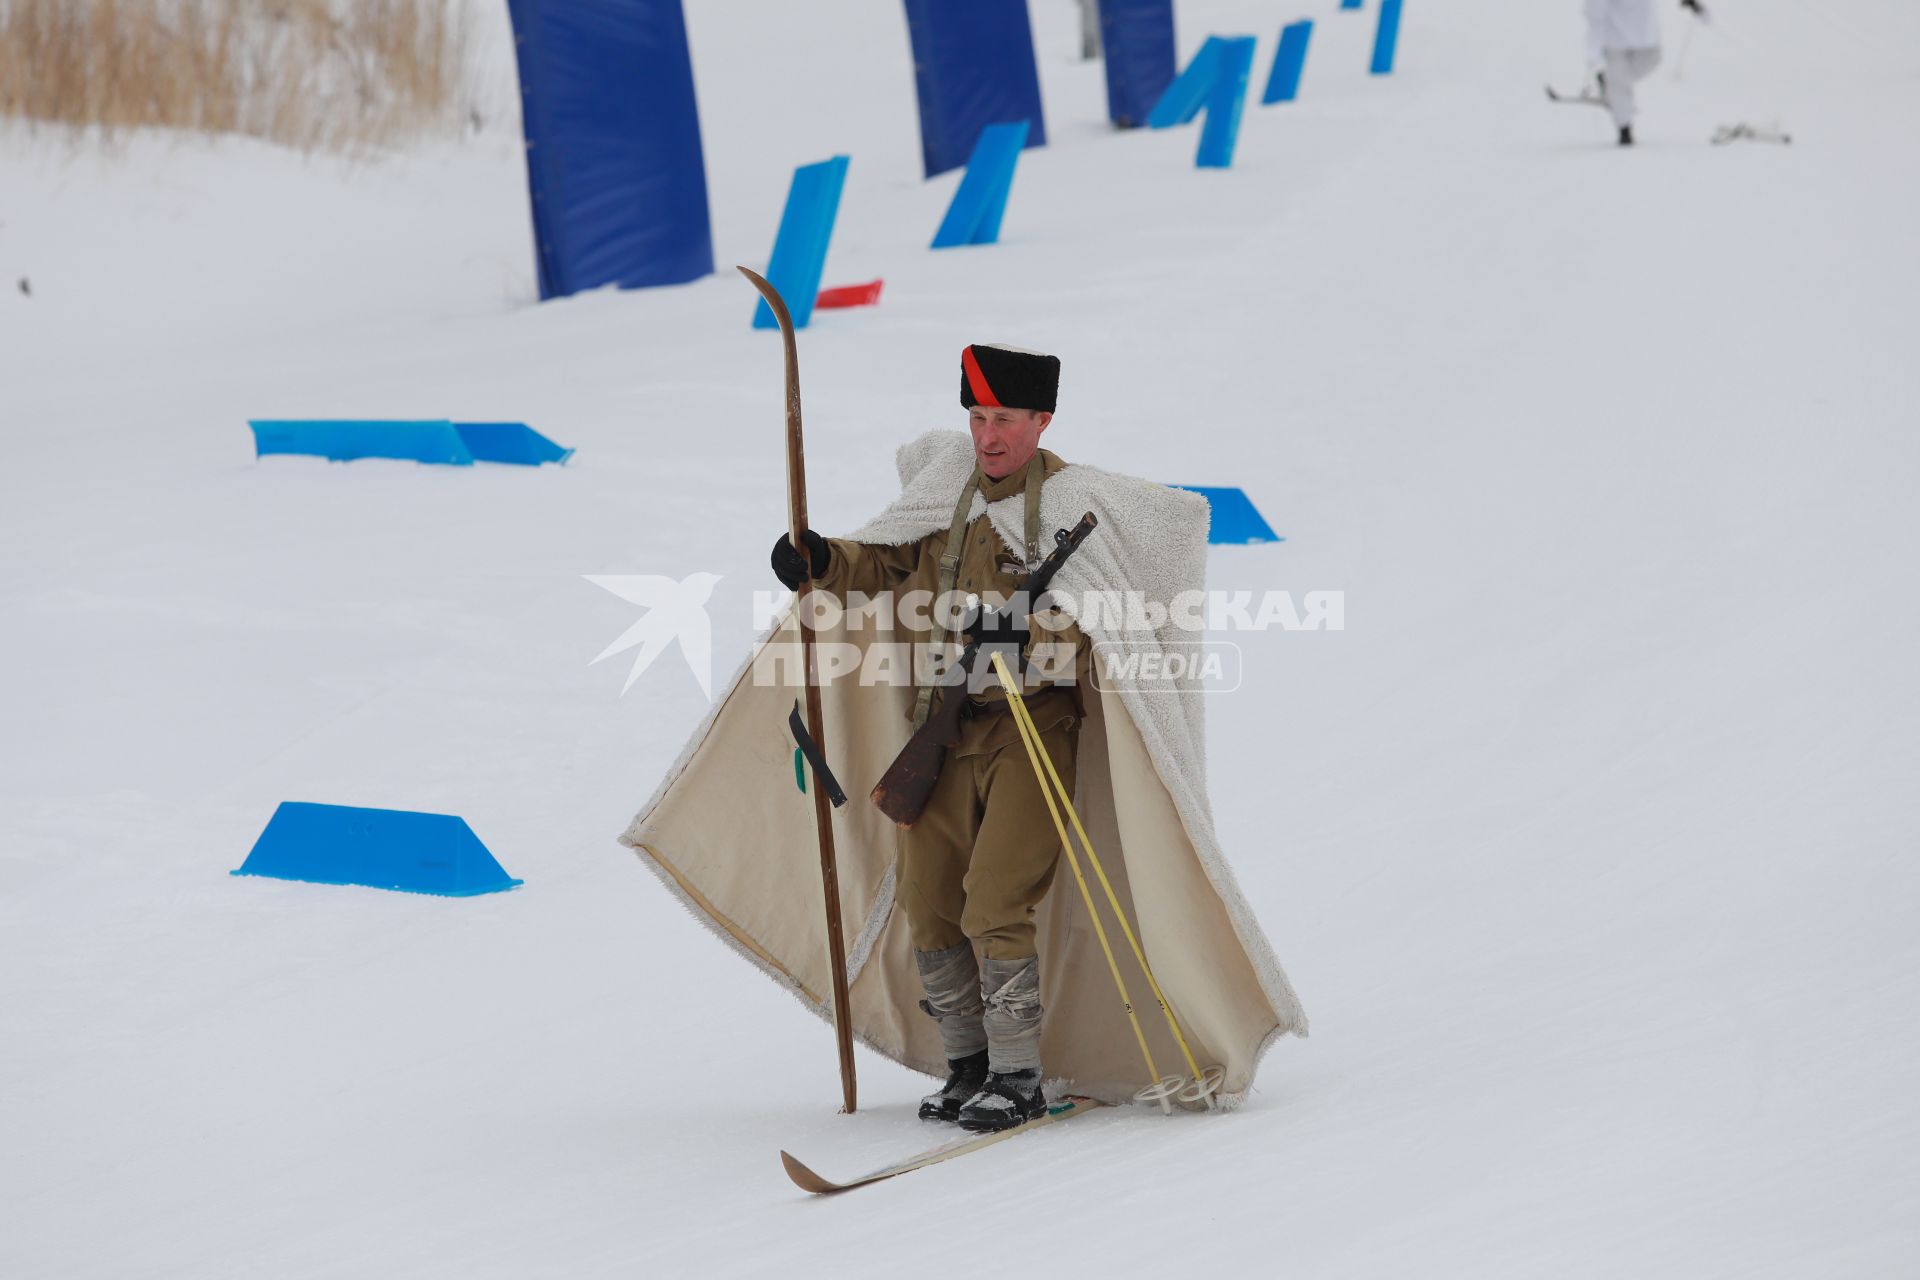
[869,656,977,827]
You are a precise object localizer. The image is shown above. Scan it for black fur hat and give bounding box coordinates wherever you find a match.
[960,343,1060,414]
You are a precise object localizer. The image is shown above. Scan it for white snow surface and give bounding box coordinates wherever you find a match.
[3,0,1916,1275]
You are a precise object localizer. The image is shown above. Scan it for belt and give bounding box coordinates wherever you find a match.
[959,686,1069,721]
[958,697,1008,722]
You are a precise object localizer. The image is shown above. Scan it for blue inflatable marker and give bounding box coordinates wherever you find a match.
[1097,0,1177,128]
[505,0,713,297]
[1371,0,1403,74]
[1262,21,1313,104]
[1195,36,1256,168]
[753,156,849,331]
[1341,0,1363,10]
[1173,486,1283,544]
[931,121,1029,249]
[249,420,572,466]
[233,802,523,897]
[902,0,1048,179]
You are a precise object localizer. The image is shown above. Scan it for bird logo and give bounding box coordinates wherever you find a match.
[584,572,722,700]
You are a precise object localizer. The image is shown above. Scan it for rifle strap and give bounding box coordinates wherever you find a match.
[912,474,979,729]
[910,453,1045,729]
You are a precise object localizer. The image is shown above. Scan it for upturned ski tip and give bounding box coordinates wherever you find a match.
[780,1150,840,1195]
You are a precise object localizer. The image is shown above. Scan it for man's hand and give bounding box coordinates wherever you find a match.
[771,529,831,590]
[1680,0,1708,19]
[963,601,1014,642]
[962,598,1032,673]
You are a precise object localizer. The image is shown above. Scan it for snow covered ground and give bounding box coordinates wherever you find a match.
[4,0,1916,1275]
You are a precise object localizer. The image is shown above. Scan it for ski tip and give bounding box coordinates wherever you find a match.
[780,1149,842,1195]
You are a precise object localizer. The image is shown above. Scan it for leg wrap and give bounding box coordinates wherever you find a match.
[981,954,1044,1073]
[914,942,986,1060]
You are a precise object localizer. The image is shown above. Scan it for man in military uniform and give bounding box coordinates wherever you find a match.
[770,343,1088,1131]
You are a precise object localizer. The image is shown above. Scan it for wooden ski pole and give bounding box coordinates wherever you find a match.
[990,651,1217,1107]
[738,265,857,1115]
[985,651,1168,1110]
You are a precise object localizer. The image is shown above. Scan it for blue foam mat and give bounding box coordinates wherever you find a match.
[1371,0,1403,74]
[453,422,575,465]
[1263,21,1314,105]
[931,121,1029,248]
[232,801,523,897]
[1172,485,1284,544]
[249,420,571,466]
[753,156,849,331]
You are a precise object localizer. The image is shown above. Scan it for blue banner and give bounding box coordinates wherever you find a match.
[902,0,1048,179]
[1098,0,1177,128]
[507,0,714,298]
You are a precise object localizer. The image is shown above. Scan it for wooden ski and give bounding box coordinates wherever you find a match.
[738,264,858,1116]
[780,1098,1106,1195]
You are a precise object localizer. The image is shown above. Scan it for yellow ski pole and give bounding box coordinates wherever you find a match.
[990,651,1217,1108]
[984,651,1168,1110]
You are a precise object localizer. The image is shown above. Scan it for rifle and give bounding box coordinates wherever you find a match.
[870,512,1098,827]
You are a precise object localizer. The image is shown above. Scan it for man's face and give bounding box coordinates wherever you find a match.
[968,406,1052,479]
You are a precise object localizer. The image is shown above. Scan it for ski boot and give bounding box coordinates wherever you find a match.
[913,942,987,1122]
[1618,125,1634,147]
[957,1068,1048,1132]
[919,1049,991,1122]
[959,955,1049,1131]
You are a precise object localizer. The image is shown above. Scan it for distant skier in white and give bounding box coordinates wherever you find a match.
[1585,0,1706,145]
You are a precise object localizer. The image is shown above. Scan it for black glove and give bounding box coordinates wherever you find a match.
[1680,0,1706,15]
[771,529,831,590]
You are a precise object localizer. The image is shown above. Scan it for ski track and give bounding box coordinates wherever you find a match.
[2,0,1916,1276]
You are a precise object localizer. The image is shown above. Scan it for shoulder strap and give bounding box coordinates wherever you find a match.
[1022,452,1043,568]
[910,454,1047,727]
[912,471,981,728]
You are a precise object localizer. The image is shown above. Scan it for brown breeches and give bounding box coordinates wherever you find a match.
[895,701,1079,962]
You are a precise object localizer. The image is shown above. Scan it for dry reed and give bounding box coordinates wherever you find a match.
[0,0,475,153]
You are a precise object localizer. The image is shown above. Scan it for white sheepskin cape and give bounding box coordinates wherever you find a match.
[619,429,1306,1106]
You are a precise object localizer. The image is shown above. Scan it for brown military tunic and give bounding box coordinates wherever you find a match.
[815,447,1091,960]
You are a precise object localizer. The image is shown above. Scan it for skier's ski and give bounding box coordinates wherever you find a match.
[1712,122,1793,146]
[1544,84,1605,107]
[780,1096,1105,1194]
